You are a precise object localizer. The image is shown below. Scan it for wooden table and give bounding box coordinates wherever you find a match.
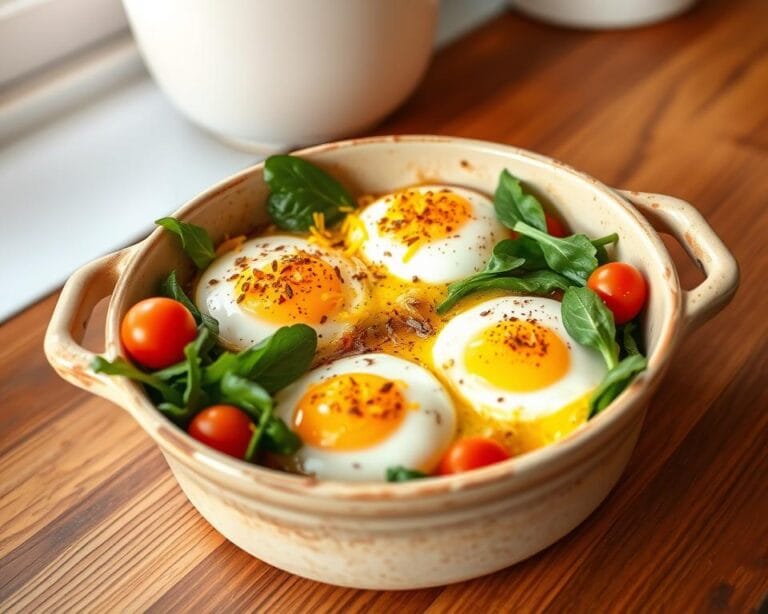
[2,0,766,611]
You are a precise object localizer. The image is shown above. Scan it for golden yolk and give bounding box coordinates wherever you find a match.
[464,319,570,392]
[235,252,344,325]
[292,373,410,450]
[377,189,472,257]
[456,393,589,456]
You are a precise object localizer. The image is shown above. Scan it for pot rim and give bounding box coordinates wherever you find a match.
[105,135,682,502]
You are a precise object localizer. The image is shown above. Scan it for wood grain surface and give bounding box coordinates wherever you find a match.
[2,0,767,611]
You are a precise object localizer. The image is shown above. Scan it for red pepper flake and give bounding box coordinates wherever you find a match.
[412,275,420,283]
[271,259,278,272]
[320,315,328,324]
[236,293,245,303]
[333,265,343,282]
[208,279,219,286]
[480,310,491,317]
[285,284,294,298]
[379,381,394,394]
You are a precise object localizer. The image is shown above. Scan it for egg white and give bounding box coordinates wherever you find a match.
[274,353,457,482]
[433,296,607,421]
[195,235,369,351]
[357,185,508,284]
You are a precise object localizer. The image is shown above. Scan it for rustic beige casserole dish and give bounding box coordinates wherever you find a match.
[45,136,738,589]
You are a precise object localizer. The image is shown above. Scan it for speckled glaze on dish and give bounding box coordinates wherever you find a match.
[45,136,738,589]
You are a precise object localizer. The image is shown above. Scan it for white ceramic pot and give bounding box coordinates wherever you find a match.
[121,0,438,148]
[511,0,698,29]
[45,136,738,589]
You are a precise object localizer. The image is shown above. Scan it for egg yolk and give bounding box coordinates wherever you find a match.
[377,189,472,258]
[292,373,409,450]
[464,319,570,392]
[235,252,344,325]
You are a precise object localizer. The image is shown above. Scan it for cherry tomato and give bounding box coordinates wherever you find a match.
[545,212,569,238]
[120,297,197,369]
[438,437,511,475]
[587,262,648,325]
[188,405,254,458]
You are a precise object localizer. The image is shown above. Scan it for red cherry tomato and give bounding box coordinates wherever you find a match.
[188,405,254,458]
[120,297,197,369]
[587,262,648,325]
[438,437,511,475]
[545,212,569,238]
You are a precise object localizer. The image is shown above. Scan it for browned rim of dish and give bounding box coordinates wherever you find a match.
[106,135,682,504]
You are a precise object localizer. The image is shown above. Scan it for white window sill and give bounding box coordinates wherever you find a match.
[0,0,505,321]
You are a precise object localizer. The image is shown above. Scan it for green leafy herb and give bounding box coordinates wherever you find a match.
[438,269,573,314]
[561,287,619,369]
[244,404,272,461]
[589,354,647,418]
[155,217,216,270]
[386,466,428,482]
[264,155,354,231]
[513,221,598,285]
[91,356,183,407]
[261,417,302,455]
[621,321,642,357]
[494,170,546,231]
[181,328,210,413]
[161,270,219,336]
[233,324,318,393]
[485,236,550,273]
[219,372,273,418]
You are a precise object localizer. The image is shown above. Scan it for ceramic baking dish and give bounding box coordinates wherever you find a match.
[45,136,738,589]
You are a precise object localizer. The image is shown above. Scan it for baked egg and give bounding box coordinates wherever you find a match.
[355,185,507,283]
[433,296,607,454]
[274,353,456,481]
[195,236,369,351]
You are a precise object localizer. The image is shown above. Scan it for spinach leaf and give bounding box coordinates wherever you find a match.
[621,321,642,357]
[182,329,210,413]
[561,287,619,369]
[161,270,219,337]
[220,372,273,419]
[156,401,192,422]
[386,466,428,482]
[244,404,272,461]
[438,270,573,314]
[261,416,302,455]
[235,324,317,393]
[215,362,304,457]
[589,354,647,418]
[485,236,549,273]
[264,155,354,231]
[91,356,183,407]
[513,221,598,285]
[592,233,618,266]
[494,170,546,231]
[155,217,216,270]
[201,352,240,386]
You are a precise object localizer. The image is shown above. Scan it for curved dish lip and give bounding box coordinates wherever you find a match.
[107,135,682,503]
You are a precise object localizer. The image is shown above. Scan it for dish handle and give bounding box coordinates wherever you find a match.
[44,247,134,406]
[618,190,739,332]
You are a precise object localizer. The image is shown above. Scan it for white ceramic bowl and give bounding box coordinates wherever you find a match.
[122,0,438,148]
[511,0,698,29]
[45,136,737,589]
